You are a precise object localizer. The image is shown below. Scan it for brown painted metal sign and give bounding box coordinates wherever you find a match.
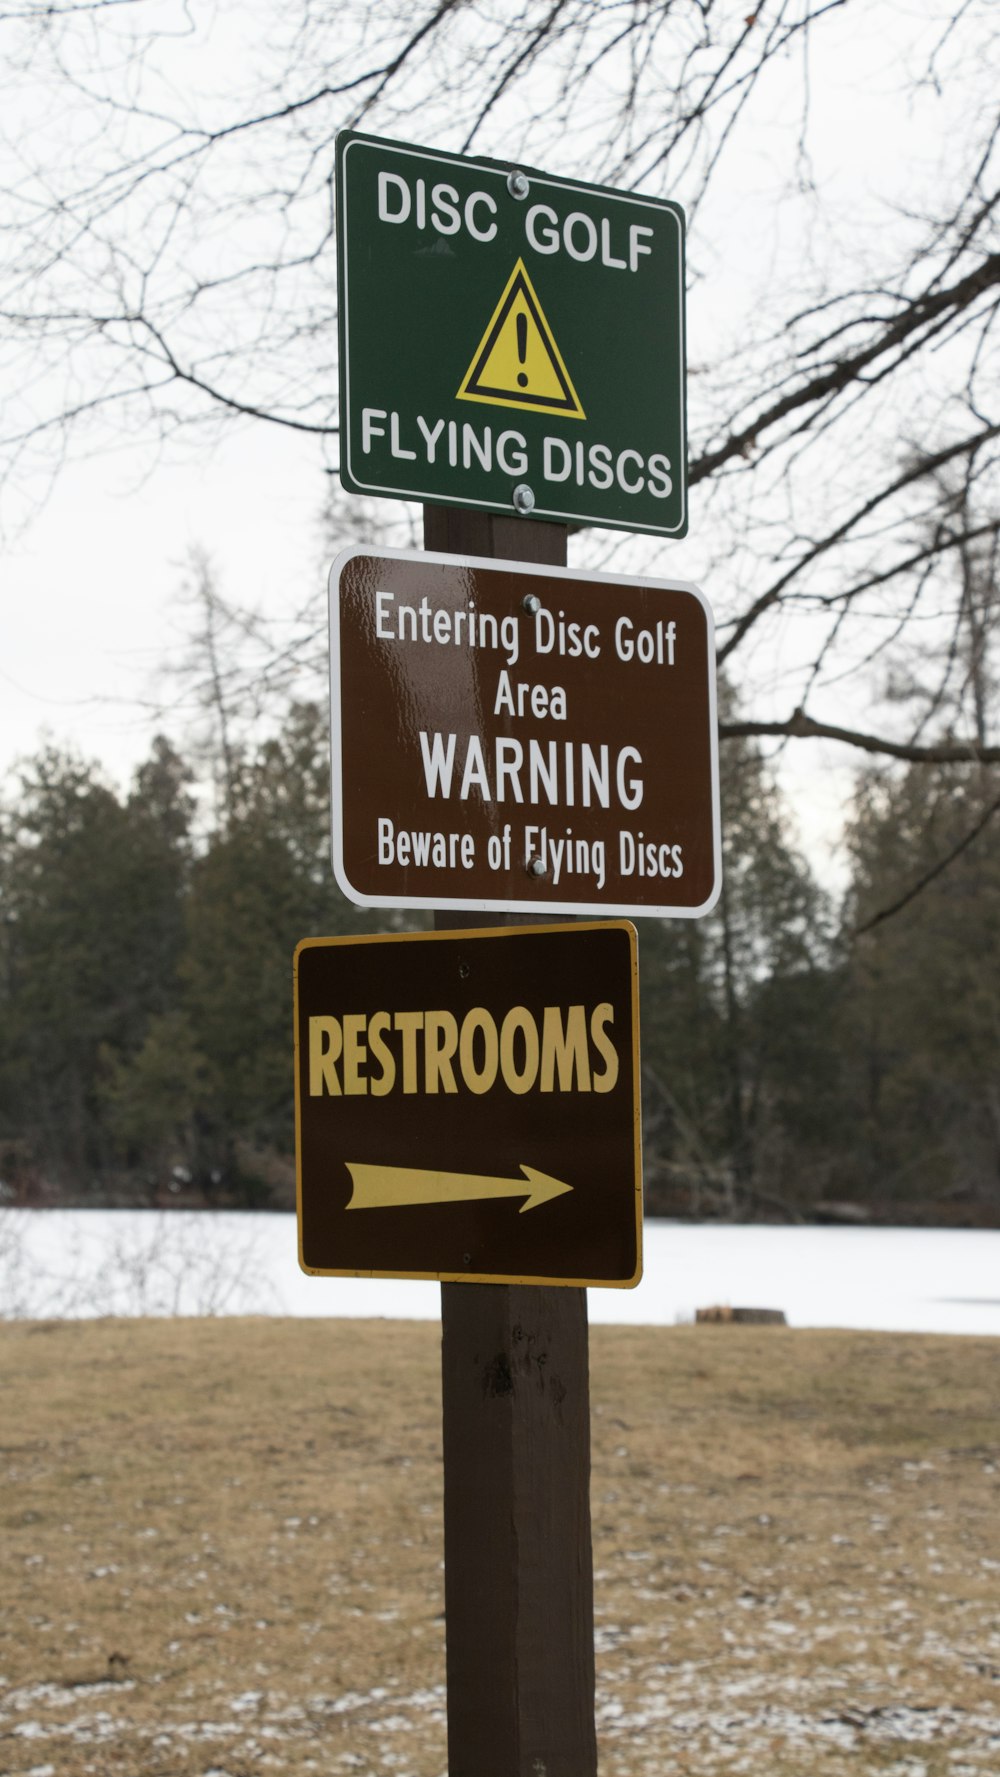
[329,547,720,917]
[294,922,642,1287]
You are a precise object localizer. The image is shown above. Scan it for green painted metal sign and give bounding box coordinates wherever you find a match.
[336,131,687,538]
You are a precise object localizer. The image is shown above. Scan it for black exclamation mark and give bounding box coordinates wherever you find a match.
[516,312,528,388]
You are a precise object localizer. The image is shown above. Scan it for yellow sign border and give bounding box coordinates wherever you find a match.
[293,919,641,1289]
[456,257,586,420]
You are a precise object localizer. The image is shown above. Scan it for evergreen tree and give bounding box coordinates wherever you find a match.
[180,701,371,1200]
[640,698,838,1218]
[0,740,191,1196]
[839,765,1000,1223]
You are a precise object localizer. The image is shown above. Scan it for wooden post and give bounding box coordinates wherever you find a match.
[427,503,598,1777]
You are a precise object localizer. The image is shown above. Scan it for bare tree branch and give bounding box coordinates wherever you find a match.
[2,0,999,780]
[721,711,1000,766]
[852,788,1000,936]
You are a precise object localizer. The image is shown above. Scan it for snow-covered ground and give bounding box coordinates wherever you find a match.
[1,1210,997,1334]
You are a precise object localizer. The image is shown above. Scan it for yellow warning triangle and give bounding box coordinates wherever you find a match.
[457,258,585,420]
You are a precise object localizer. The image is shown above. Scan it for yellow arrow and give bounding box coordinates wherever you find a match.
[345,1162,573,1215]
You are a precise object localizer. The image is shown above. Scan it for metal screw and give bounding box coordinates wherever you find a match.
[458,962,470,979]
[507,170,529,200]
[528,857,546,878]
[462,1253,472,1265]
[521,592,541,615]
[512,483,535,515]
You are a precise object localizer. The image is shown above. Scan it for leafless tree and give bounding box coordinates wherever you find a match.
[1,0,998,768]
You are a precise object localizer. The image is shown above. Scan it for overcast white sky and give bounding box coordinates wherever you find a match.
[0,3,967,893]
[1,420,325,770]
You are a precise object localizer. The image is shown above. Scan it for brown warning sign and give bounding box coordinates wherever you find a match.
[294,922,642,1287]
[329,546,720,918]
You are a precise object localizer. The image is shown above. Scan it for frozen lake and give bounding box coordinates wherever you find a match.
[1,1210,997,1335]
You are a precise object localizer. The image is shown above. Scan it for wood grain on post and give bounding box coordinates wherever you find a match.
[427,503,598,1777]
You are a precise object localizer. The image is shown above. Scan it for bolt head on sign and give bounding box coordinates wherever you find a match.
[294,922,642,1287]
[336,130,686,536]
[329,547,721,918]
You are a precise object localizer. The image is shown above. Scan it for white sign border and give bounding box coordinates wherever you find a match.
[328,545,722,919]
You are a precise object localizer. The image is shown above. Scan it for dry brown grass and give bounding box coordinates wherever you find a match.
[1,1317,998,1776]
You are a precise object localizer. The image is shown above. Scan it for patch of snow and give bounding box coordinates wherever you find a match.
[3,1210,1000,1335]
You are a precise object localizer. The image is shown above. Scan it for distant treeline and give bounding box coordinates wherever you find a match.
[1,700,998,1226]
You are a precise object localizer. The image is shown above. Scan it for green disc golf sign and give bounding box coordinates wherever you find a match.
[336,131,687,537]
